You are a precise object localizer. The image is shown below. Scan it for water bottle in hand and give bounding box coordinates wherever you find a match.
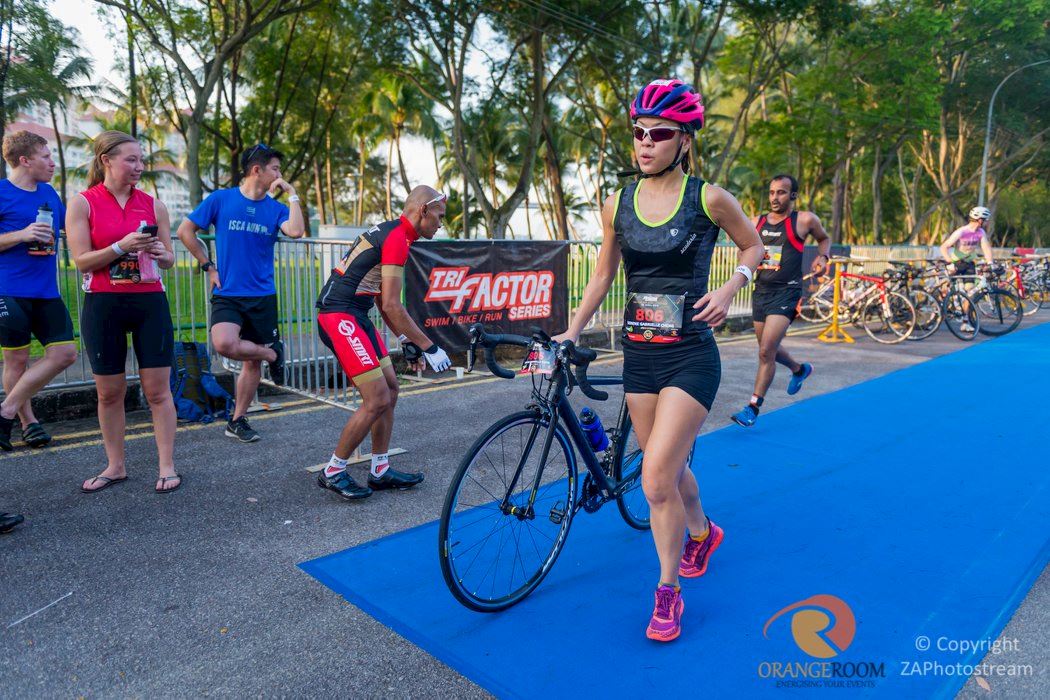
[136,220,161,283]
[29,203,55,256]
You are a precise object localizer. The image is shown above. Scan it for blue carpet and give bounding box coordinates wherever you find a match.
[301,323,1050,698]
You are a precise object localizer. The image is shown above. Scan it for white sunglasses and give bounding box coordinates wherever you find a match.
[424,192,448,209]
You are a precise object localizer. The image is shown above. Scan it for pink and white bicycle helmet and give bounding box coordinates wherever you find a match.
[630,79,705,132]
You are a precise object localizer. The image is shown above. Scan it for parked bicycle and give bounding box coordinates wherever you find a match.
[882,261,943,341]
[797,257,916,343]
[932,261,1023,337]
[438,324,648,612]
[1003,255,1048,316]
[883,260,979,341]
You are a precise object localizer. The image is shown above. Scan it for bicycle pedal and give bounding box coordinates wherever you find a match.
[549,501,566,525]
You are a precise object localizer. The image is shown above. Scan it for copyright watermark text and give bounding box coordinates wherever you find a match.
[900,660,1033,678]
[913,635,1020,655]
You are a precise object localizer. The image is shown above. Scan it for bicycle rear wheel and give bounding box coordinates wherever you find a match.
[1015,287,1041,316]
[1028,272,1050,307]
[974,288,1023,336]
[906,288,942,341]
[942,290,979,341]
[611,412,650,530]
[799,282,834,323]
[438,411,577,612]
[861,291,915,344]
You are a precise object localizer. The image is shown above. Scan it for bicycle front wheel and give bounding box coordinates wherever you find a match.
[611,412,650,530]
[438,411,577,612]
[942,290,979,341]
[974,288,1023,336]
[861,291,915,344]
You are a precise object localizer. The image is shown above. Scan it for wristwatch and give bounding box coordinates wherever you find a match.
[200,260,215,272]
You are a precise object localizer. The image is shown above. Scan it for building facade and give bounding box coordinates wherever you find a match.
[4,100,194,222]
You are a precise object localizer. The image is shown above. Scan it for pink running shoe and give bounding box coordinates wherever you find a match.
[645,585,684,642]
[679,518,724,578]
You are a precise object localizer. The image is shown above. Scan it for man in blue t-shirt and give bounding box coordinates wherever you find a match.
[0,131,78,460]
[178,144,305,442]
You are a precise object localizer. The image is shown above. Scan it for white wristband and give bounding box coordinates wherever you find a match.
[111,242,125,256]
[288,195,300,203]
[735,264,754,284]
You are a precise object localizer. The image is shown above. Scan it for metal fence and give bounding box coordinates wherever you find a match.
[4,237,215,392]
[5,237,1044,398]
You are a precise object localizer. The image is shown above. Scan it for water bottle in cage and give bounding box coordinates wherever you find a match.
[579,407,609,452]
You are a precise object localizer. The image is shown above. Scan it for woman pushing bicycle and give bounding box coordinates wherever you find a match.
[553,79,763,642]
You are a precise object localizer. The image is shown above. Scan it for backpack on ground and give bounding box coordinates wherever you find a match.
[169,341,234,423]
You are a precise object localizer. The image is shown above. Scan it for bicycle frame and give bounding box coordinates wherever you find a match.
[501,363,625,518]
[1006,263,1029,299]
[840,271,890,304]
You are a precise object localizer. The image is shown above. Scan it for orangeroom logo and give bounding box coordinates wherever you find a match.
[763,594,856,658]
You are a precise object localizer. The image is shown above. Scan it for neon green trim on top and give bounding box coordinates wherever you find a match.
[700,181,715,223]
[633,175,688,228]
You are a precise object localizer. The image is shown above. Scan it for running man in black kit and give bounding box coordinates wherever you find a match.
[731,174,829,428]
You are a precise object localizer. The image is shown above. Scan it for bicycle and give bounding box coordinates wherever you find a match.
[1003,256,1047,316]
[438,324,649,612]
[882,261,943,341]
[892,259,980,341]
[941,262,1023,337]
[798,257,916,343]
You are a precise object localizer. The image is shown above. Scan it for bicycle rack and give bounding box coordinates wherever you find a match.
[817,261,855,344]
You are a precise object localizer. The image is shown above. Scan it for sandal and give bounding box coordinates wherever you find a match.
[22,422,51,448]
[155,473,183,494]
[81,475,128,494]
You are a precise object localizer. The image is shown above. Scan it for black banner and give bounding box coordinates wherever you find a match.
[405,241,569,352]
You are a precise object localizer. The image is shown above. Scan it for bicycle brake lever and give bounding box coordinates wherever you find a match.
[466,325,481,373]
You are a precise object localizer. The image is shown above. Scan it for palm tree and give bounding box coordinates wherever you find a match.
[9,23,94,205]
[369,72,441,218]
[344,102,384,226]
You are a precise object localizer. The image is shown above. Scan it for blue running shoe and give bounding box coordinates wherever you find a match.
[787,363,812,396]
[730,405,757,427]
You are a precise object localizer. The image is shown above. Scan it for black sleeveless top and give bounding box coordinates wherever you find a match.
[755,211,804,288]
[613,176,721,344]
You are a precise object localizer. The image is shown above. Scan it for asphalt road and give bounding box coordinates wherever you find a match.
[2,313,1047,698]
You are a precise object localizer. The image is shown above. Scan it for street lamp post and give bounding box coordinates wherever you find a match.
[978,58,1050,207]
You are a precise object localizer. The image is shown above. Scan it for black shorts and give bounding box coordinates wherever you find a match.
[752,286,803,323]
[0,296,75,350]
[210,294,279,345]
[622,332,721,411]
[81,292,174,375]
[951,260,975,276]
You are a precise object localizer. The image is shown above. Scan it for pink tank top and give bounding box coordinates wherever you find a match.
[80,183,163,293]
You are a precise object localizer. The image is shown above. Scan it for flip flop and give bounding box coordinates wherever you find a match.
[81,475,128,494]
[155,473,183,494]
[22,422,51,448]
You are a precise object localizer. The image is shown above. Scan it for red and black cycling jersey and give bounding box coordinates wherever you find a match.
[754,211,804,289]
[316,216,419,314]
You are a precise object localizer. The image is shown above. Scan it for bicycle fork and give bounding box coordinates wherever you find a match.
[499,411,559,522]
